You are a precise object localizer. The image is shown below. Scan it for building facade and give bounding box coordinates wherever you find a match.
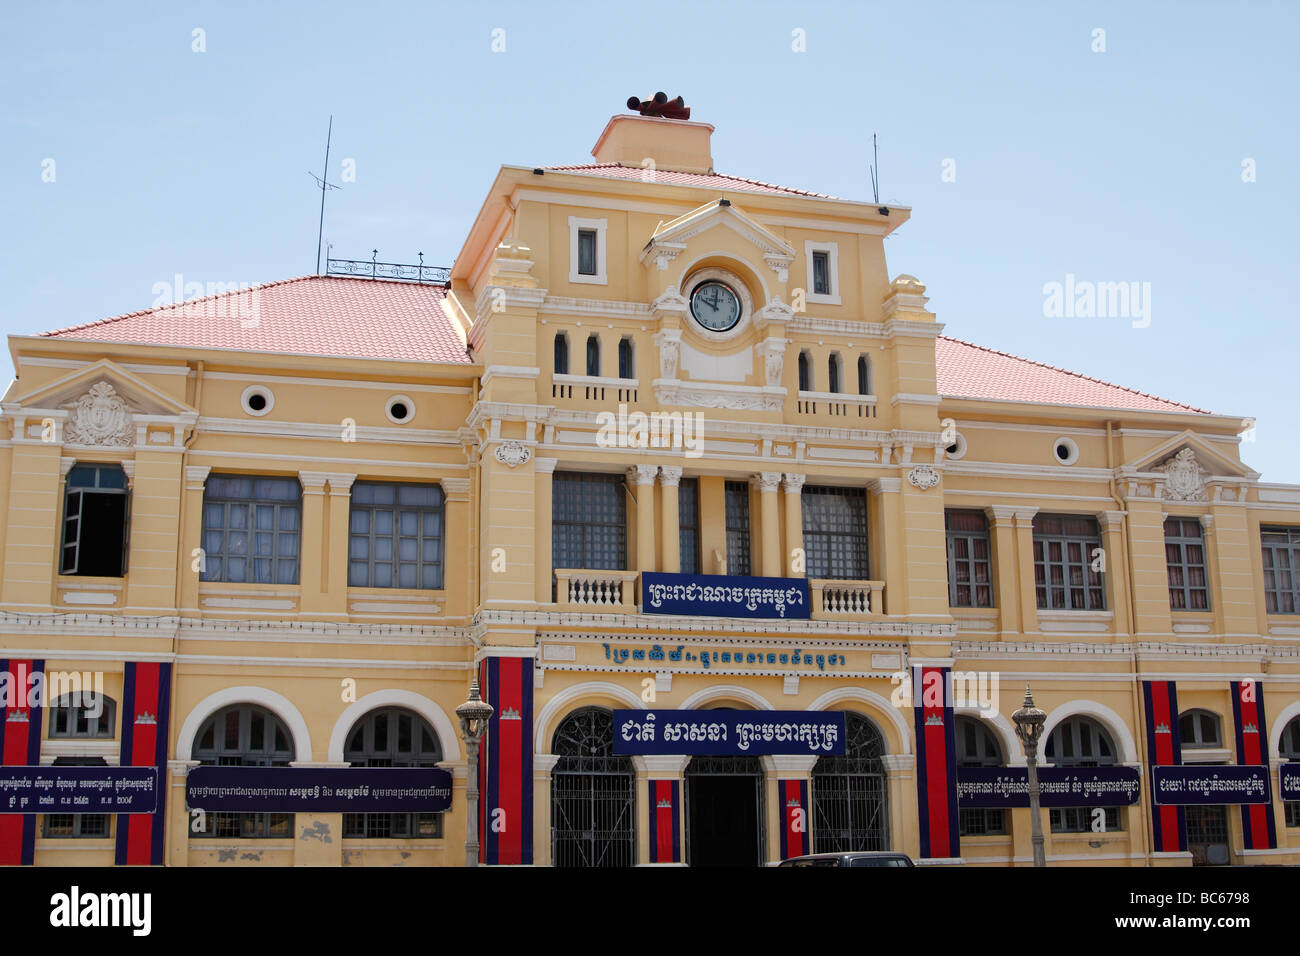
[3,107,1299,867]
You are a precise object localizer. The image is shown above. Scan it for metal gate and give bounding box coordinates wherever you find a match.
[685,755,765,866]
[812,712,888,852]
[551,707,636,867]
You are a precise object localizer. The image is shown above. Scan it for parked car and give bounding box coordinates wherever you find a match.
[779,852,914,867]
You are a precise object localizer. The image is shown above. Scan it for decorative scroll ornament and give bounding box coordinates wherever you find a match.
[1155,448,1208,501]
[64,382,133,447]
[906,464,941,490]
[494,440,531,468]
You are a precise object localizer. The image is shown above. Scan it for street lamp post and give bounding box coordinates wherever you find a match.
[456,675,494,868]
[1012,685,1048,868]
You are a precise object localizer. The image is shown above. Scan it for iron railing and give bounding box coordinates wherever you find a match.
[326,253,450,284]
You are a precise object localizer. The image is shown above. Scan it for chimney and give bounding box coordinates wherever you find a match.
[591,93,714,175]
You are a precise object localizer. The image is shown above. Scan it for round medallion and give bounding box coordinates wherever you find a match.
[689,280,742,332]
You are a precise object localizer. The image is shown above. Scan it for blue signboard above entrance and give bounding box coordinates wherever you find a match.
[612,710,846,755]
[956,766,1141,808]
[0,766,158,814]
[186,766,453,813]
[1151,766,1271,805]
[641,572,810,619]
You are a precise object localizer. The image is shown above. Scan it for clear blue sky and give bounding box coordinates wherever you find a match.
[2,1,1296,477]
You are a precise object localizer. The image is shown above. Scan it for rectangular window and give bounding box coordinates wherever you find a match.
[812,250,830,295]
[946,510,993,608]
[201,476,302,584]
[577,229,597,276]
[552,473,626,570]
[1165,517,1209,610]
[1262,527,1300,614]
[1032,514,1105,610]
[61,464,130,577]
[724,481,751,577]
[678,477,701,575]
[802,486,868,580]
[348,482,445,590]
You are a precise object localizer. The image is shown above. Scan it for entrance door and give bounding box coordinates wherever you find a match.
[686,756,763,867]
[1186,805,1231,866]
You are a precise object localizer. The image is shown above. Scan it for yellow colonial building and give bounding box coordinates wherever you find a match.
[3,101,1299,868]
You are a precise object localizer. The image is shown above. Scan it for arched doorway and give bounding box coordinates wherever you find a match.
[812,711,888,852]
[685,754,764,866]
[551,707,635,867]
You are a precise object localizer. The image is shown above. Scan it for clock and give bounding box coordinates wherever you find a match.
[689,280,742,333]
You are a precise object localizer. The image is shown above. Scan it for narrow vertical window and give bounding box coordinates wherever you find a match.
[828,353,841,393]
[618,337,634,379]
[1261,527,1300,614]
[586,335,601,377]
[946,510,993,607]
[678,477,700,574]
[812,250,831,295]
[724,481,751,576]
[1165,517,1209,610]
[798,351,811,392]
[577,228,597,276]
[554,333,569,375]
[857,355,871,395]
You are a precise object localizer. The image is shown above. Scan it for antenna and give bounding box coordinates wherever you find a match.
[869,133,880,205]
[310,116,342,275]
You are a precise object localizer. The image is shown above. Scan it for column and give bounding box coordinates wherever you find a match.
[1201,515,1224,635]
[441,477,472,616]
[754,471,782,578]
[1013,507,1040,635]
[881,754,919,860]
[533,459,556,603]
[323,473,355,618]
[782,473,805,576]
[1100,510,1130,637]
[297,471,329,614]
[1126,498,1174,636]
[167,759,199,866]
[765,755,817,862]
[533,754,561,866]
[289,760,348,866]
[179,465,210,612]
[628,465,658,574]
[634,755,689,865]
[868,478,904,614]
[986,506,1021,633]
[659,467,681,574]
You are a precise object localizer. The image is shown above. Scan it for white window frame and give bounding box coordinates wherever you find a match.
[805,240,841,305]
[569,216,608,285]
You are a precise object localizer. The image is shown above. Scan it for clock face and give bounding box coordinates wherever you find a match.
[690,280,742,332]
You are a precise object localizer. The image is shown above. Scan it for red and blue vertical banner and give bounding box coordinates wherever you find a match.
[1142,680,1186,853]
[115,662,172,866]
[478,656,534,865]
[1231,680,1276,850]
[913,666,960,859]
[778,779,810,860]
[647,779,680,863]
[0,659,44,866]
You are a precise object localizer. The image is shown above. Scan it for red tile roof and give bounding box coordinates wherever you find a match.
[936,336,1210,414]
[39,275,471,364]
[544,163,839,199]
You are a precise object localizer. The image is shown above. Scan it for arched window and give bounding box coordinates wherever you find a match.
[827,353,842,393]
[48,693,115,738]
[1045,716,1120,833]
[551,707,635,867]
[586,335,601,377]
[1179,709,1222,749]
[618,337,634,379]
[343,707,444,839]
[797,351,812,392]
[955,716,1006,836]
[1282,716,1300,827]
[554,332,569,375]
[857,354,872,395]
[813,712,887,852]
[192,704,295,838]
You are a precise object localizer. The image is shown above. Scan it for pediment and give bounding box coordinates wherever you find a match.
[10,359,194,418]
[639,200,796,279]
[1120,431,1257,502]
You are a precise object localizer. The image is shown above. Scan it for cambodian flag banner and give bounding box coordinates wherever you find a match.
[612,710,845,755]
[0,767,157,814]
[186,766,453,813]
[955,766,1141,808]
[640,572,811,619]
[1151,766,1272,805]
[1280,764,1300,801]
